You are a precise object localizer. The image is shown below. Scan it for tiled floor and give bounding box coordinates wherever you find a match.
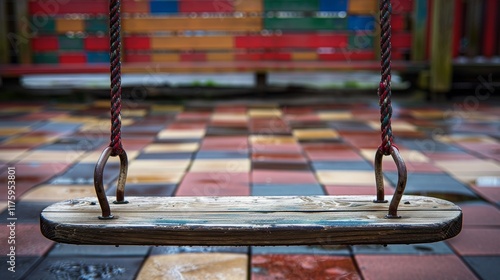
[0,96,499,279]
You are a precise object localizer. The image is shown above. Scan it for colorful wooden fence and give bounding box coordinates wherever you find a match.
[1,0,499,91]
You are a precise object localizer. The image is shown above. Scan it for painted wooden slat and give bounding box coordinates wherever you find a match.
[181,53,207,62]
[392,33,412,49]
[391,14,406,31]
[264,0,319,12]
[56,19,85,33]
[29,0,108,15]
[235,34,348,49]
[234,1,263,13]
[123,17,262,32]
[179,0,233,13]
[122,0,150,14]
[150,0,179,14]
[483,0,498,57]
[84,37,109,51]
[151,53,180,62]
[348,0,377,15]
[206,52,234,61]
[393,0,415,13]
[40,195,462,246]
[125,53,151,63]
[124,36,151,50]
[151,36,234,50]
[319,0,348,12]
[319,51,375,61]
[292,52,318,61]
[59,53,87,64]
[32,36,59,51]
[411,0,428,61]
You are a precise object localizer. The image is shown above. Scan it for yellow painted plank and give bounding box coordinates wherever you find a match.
[348,0,378,14]
[234,1,263,13]
[56,19,85,33]
[207,52,234,61]
[292,52,318,61]
[151,36,234,50]
[123,17,262,33]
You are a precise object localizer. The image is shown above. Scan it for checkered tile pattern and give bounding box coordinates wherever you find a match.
[0,99,499,279]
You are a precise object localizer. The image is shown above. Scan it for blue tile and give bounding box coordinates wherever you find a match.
[36,122,81,133]
[49,244,150,257]
[319,0,348,12]
[464,256,500,280]
[312,161,372,171]
[0,256,40,279]
[150,0,178,14]
[252,184,324,196]
[348,15,375,31]
[352,242,454,255]
[51,163,119,185]
[398,139,464,152]
[37,136,105,151]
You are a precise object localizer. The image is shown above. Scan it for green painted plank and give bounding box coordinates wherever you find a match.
[31,17,56,34]
[58,36,84,50]
[86,18,108,33]
[264,17,347,31]
[33,52,59,64]
[264,0,320,12]
[349,34,374,49]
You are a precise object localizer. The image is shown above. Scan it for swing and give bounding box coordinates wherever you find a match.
[40,0,462,246]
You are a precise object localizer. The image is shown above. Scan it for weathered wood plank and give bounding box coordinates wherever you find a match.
[40,196,462,246]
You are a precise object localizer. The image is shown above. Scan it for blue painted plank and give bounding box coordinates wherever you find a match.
[347,15,375,31]
[319,0,348,12]
[150,0,178,14]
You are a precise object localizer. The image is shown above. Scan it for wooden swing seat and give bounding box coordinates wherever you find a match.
[40,195,462,246]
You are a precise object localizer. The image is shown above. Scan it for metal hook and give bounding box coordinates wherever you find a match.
[374,145,407,219]
[94,146,128,220]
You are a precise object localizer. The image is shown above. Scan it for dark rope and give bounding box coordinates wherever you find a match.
[378,0,394,156]
[109,0,123,156]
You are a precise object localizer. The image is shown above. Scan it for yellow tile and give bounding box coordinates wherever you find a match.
[360,149,429,163]
[435,160,500,174]
[293,129,339,140]
[21,185,94,202]
[410,110,446,119]
[249,135,296,145]
[0,201,6,213]
[157,129,206,139]
[151,105,184,112]
[128,160,191,172]
[128,172,184,184]
[317,112,353,121]
[18,150,84,163]
[122,109,148,117]
[248,109,282,118]
[435,135,497,144]
[136,253,247,280]
[0,149,27,162]
[0,127,31,136]
[3,135,58,145]
[144,143,199,153]
[211,113,248,122]
[316,171,388,186]
[368,121,417,132]
[190,159,250,172]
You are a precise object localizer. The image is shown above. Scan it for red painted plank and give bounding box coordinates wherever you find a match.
[181,53,207,62]
[392,33,412,48]
[235,34,349,49]
[234,52,291,61]
[393,0,414,13]
[453,0,464,57]
[32,36,59,51]
[391,14,405,31]
[124,36,151,51]
[319,51,374,61]
[483,0,498,57]
[84,37,109,51]
[59,53,87,64]
[122,0,150,14]
[125,53,151,63]
[179,0,234,13]
[29,0,107,15]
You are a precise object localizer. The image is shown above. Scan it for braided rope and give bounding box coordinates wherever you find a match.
[109,0,123,156]
[378,0,393,156]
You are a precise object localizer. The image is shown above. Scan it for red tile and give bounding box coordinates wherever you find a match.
[214,106,247,113]
[460,203,500,227]
[252,152,307,163]
[424,152,478,161]
[177,172,249,196]
[447,228,500,256]
[201,136,248,150]
[0,224,54,256]
[356,255,478,280]
[252,255,361,280]
[176,112,212,121]
[325,185,394,196]
[168,122,207,129]
[252,170,318,184]
[470,185,500,205]
[383,162,443,173]
[251,144,303,154]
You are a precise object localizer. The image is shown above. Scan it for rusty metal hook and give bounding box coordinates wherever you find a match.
[374,145,407,219]
[94,146,128,220]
